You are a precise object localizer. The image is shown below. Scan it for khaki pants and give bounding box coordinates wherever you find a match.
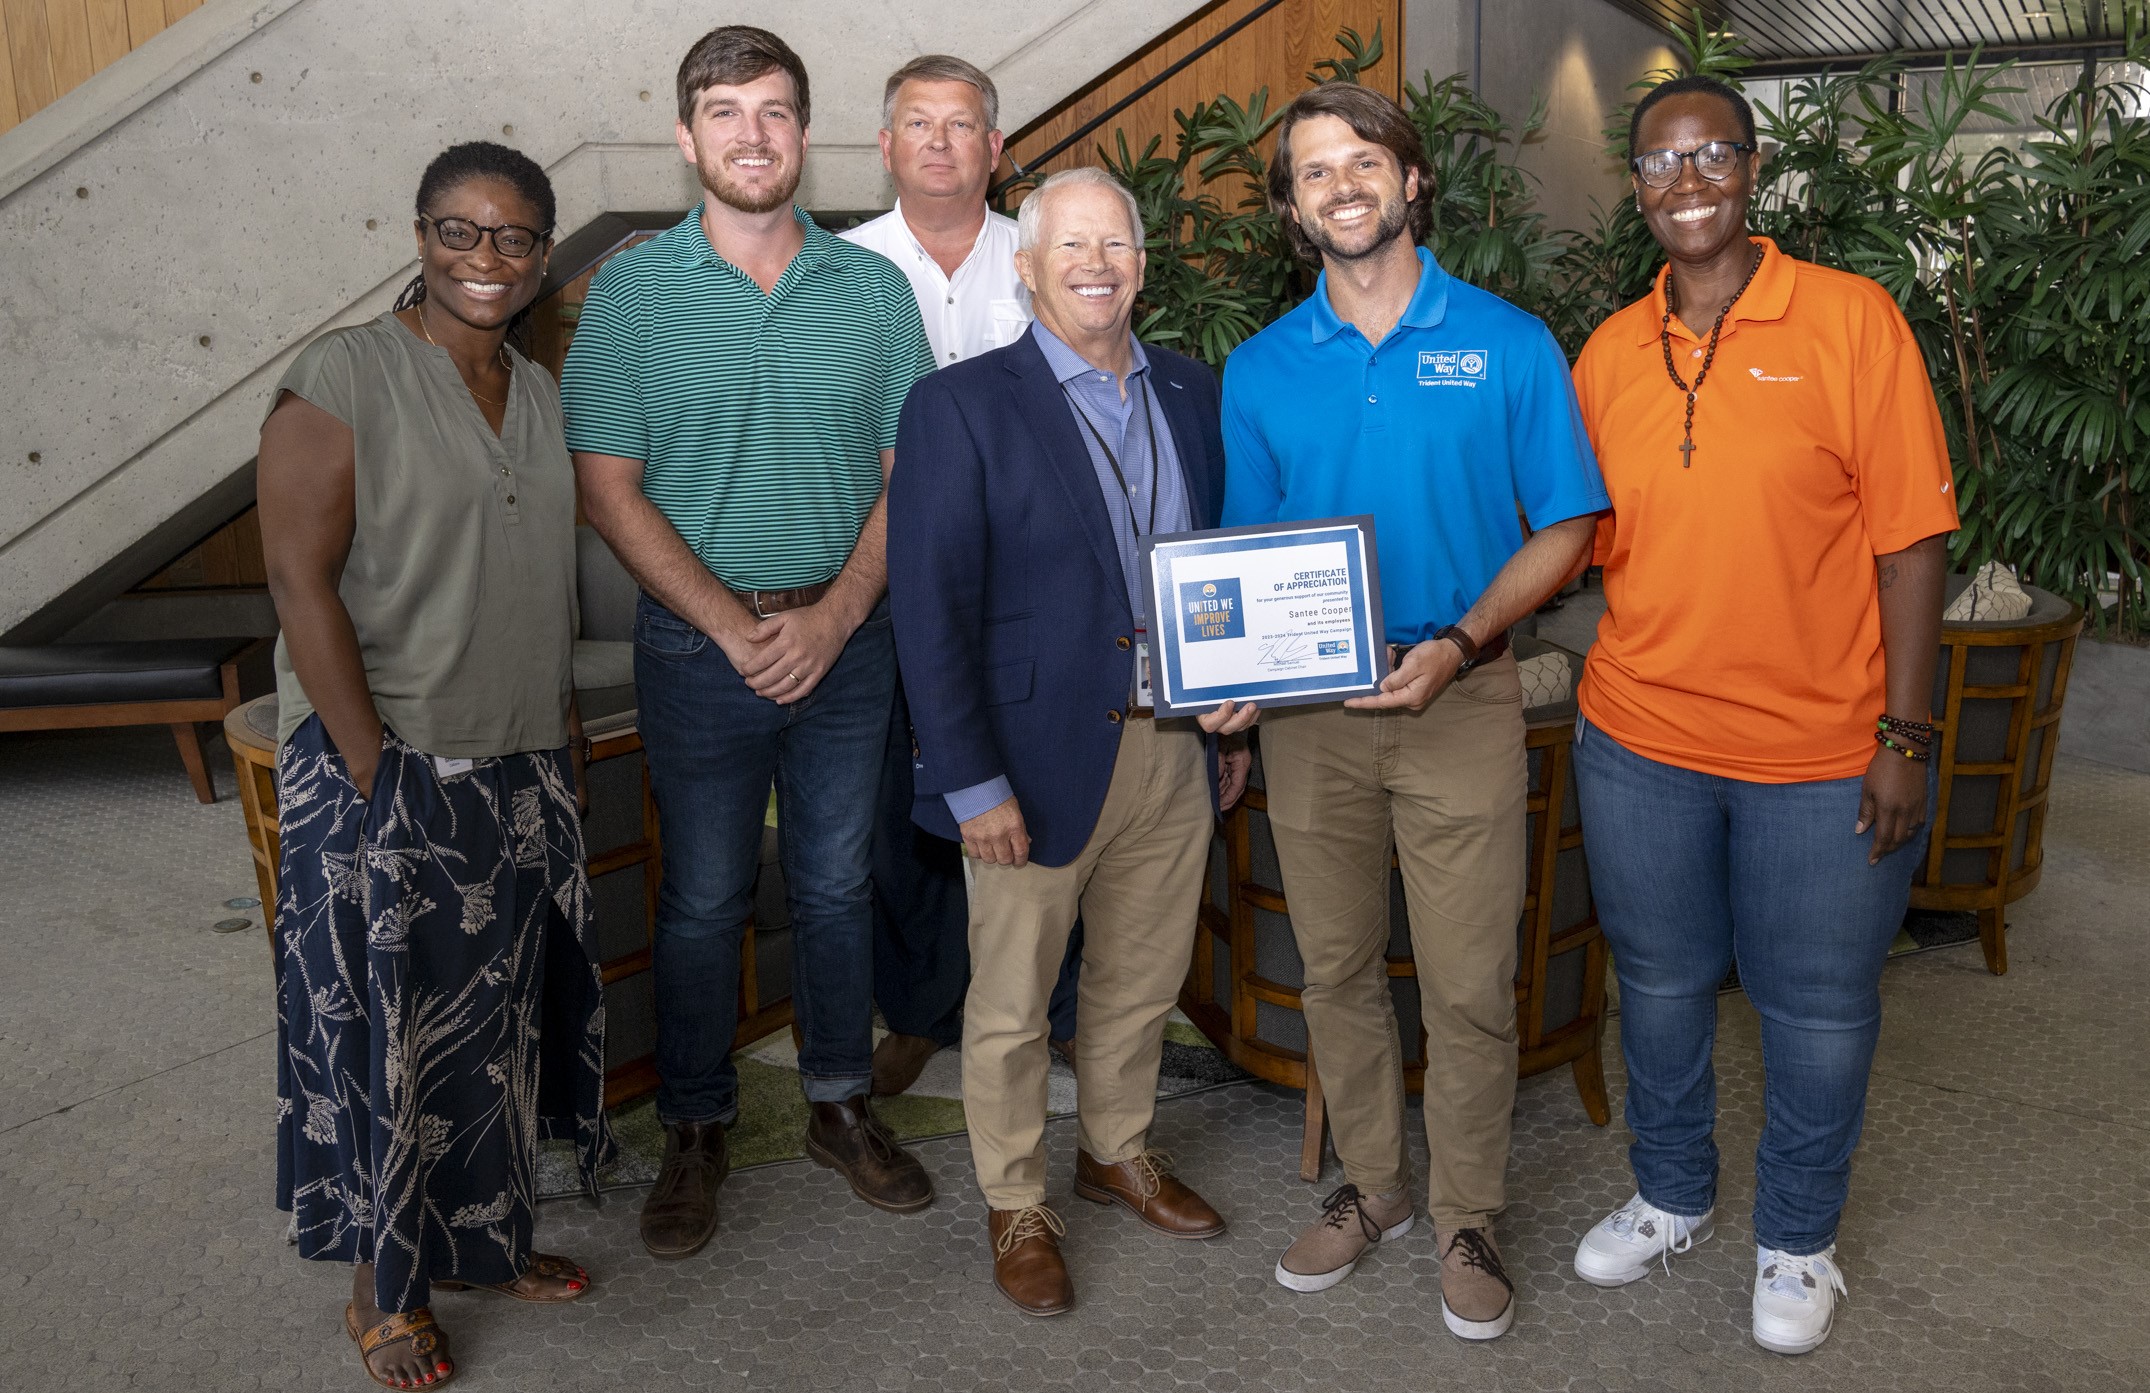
[1260,653,1528,1229]
[962,717,1212,1210]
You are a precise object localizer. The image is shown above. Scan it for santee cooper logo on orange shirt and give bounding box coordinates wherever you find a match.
[1417,349,1489,386]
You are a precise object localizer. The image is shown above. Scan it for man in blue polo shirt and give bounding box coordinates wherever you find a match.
[563,26,937,1260]
[1222,84,1607,1339]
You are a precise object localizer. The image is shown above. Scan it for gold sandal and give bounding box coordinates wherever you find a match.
[434,1251,591,1303]
[343,1303,454,1389]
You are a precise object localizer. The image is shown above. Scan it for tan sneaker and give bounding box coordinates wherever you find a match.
[1274,1184,1414,1292]
[1437,1226,1516,1340]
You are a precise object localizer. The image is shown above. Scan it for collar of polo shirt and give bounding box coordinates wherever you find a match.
[1638,236,1797,345]
[1309,246,1451,344]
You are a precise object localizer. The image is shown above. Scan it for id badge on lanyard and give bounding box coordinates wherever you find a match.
[1134,624,1153,709]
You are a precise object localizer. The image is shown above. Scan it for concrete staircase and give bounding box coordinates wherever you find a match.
[0,0,1200,641]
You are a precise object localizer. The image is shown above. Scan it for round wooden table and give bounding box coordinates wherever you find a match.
[223,694,283,955]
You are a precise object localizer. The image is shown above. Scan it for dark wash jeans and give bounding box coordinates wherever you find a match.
[1573,716,1932,1255]
[635,592,894,1126]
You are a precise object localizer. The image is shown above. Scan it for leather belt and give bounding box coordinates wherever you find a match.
[1390,628,1509,675]
[1128,705,1155,720]
[729,580,833,617]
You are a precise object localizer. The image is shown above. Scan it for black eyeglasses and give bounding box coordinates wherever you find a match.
[419,216,549,258]
[1630,141,1756,189]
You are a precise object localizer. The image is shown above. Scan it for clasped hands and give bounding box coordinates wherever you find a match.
[959,698,1262,869]
[714,599,862,706]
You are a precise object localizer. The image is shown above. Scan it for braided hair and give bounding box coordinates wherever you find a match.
[392,142,557,339]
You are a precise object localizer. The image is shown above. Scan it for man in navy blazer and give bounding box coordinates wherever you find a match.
[888,168,1256,1317]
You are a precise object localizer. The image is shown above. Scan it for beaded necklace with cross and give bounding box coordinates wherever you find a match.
[1659,243,1763,468]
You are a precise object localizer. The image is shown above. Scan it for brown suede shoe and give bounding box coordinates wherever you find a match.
[870,1032,944,1097]
[1072,1148,1226,1239]
[805,1097,933,1212]
[1437,1225,1517,1340]
[1049,1037,1078,1074]
[638,1120,728,1260]
[989,1205,1073,1317]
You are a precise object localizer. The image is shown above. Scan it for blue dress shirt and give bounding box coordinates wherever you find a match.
[943,321,1194,825]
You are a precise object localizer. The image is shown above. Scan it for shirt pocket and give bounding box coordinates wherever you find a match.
[987,298,1031,349]
[635,605,708,659]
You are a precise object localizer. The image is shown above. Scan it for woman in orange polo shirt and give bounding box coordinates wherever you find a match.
[1565,77,1958,1357]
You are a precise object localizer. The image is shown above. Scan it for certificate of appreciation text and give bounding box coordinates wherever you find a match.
[1139,517,1387,716]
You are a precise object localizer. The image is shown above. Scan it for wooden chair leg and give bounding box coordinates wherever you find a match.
[1299,1054,1328,1183]
[1571,1040,1612,1127]
[1979,905,2008,976]
[171,722,215,803]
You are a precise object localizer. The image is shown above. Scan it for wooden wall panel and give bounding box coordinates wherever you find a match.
[1004,0,1401,181]
[0,3,20,130]
[43,0,97,97]
[0,0,198,133]
[86,0,131,70]
[122,0,160,45]
[3,0,58,130]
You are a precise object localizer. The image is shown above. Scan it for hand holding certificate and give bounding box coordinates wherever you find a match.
[1138,517,1388,718]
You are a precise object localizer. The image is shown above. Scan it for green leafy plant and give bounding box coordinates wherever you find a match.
[1022,9,2150,635]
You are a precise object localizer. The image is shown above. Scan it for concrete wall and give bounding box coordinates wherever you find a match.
[0,0,1203,641]
[1407,0,1677,234]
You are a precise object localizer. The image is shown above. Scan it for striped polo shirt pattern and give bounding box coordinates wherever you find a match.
[561,207,936,591]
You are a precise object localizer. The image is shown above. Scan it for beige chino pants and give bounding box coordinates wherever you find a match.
[1259,653,1529,1230]
[962,717,1212,1210]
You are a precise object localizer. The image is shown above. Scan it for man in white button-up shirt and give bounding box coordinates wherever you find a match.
[844,54,1051,1100]
[842,55,1030,366]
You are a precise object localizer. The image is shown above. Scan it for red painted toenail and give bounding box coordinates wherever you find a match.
[568,1280,584,1290]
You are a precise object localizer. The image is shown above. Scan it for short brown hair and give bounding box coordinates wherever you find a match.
[676,26,810,128]
[882,55,999,131]
[1266,84,1432,263]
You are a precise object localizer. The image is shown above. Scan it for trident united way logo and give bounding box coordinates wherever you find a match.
[1417,349,1489,387]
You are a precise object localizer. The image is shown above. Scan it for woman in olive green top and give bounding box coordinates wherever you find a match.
[257,143,611,1392]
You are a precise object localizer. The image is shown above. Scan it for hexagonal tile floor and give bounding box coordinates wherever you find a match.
[3,726,2145,1392]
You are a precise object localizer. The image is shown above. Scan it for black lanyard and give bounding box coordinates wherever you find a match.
[1064,374,1161,541]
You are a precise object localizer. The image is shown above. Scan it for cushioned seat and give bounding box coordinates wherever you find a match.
[0,637,254,708]
[0,635,263,803]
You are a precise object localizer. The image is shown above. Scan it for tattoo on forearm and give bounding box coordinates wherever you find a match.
[1879,562,1900,590]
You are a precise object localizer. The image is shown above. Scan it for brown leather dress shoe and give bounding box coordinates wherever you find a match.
[989,1205,1073,1317]
[870,1032,944,1097]
[805,1097,933,1212]
[639,1120,728,1259]
[1073,1148,1226,1239]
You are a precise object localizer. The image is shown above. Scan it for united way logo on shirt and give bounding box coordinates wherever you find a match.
[1417,349,1489,387]
[1180,578,1245,641]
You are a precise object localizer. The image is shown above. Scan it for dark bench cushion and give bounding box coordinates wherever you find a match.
[0,637,253,709]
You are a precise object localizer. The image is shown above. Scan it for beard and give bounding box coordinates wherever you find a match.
[694,143,801,214]
[1300,190,1411,262]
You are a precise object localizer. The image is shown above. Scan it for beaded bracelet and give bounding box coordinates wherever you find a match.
[1874,730,1932,762]
[1877,714,1935,741]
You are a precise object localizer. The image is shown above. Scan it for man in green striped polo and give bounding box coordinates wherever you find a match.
[564,24,937,1259]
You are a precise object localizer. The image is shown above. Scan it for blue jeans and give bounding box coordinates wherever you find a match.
[1574,717,1931,1255]
[635,593,894,1125]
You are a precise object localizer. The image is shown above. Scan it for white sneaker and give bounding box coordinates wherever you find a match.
[1752,1244,1847,1355]
[1572,1193,1713,1287]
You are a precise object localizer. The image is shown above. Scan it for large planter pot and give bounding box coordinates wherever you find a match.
[1183,636,1608,1180]
[2056,633,2150,775]
[1913,576,2084,975]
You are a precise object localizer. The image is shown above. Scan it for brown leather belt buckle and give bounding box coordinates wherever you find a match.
[731,580,834,617]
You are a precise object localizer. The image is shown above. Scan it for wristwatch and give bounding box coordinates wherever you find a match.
[1432,624,1483,671]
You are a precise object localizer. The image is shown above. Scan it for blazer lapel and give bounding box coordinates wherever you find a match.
[1149,358,1214,530]
[1004,335,1130,613]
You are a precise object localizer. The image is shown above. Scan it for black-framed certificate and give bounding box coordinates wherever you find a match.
[1137,516,1387,717]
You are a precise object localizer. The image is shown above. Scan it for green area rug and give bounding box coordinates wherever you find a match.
[538,1013,1247,1200]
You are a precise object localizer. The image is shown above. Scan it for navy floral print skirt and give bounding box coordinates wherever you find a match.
[273,716,613,1313]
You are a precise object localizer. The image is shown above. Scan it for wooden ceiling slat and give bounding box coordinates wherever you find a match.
[1605,0,2117,64]
[1736,0,1855,57]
